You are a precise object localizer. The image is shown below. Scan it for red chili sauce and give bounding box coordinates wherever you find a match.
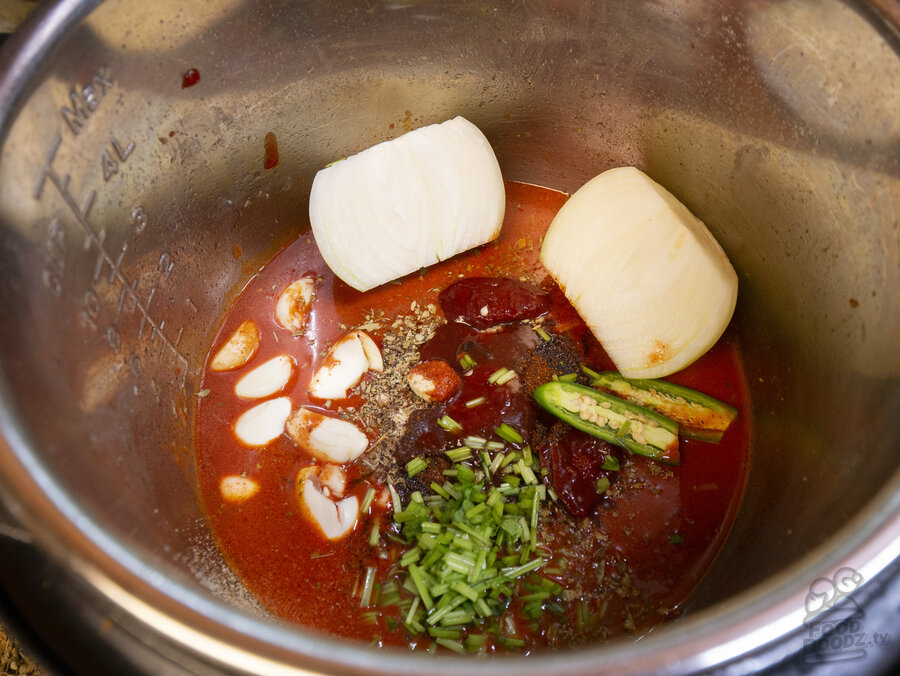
[195,181,751,652]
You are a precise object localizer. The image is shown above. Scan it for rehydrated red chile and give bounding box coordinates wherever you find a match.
[439,277,550,330]
[539,425,620,517]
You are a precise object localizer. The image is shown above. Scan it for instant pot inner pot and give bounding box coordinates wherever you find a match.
[0,0,898,670]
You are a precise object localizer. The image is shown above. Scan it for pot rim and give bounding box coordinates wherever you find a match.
[1,1,899,673]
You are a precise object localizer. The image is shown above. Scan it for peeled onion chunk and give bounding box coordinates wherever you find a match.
[233,397,292,447]
[285,407,369,464]
[309,330,381,399]
[541,167,738,379]
[309,116,505,291]
[296,466,359,540]
[234,354,293,399]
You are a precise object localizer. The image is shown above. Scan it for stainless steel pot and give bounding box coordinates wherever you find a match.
[0,1,899,674]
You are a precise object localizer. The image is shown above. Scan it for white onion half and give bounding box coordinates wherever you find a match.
[541,167,738,379]
[309,116,505,291]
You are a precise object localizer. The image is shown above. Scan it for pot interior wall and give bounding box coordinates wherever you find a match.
[0,0,898,646]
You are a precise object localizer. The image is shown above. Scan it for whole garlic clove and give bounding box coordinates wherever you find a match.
[210,320,260,372]
[296,466,359,540]
[275,278,315,332]
[356,330,384,372]
[308,330,382,399]
[233,397,292,447]
[285,407,369,463]
[219,475,261,503]
[407,359,461,402]
[234,354,294,399]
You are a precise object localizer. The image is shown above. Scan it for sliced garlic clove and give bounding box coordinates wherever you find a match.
[308,116,505,292]
[219,475,260,503]
[309,331,373,399]
[285,407,369,463]
[541,167,738,379]
[275,278,315,332]
[296,466,359,540]
[355,330,383,373]
[234,354,294,399]
[210,320,260,372]
[233,396,292,447]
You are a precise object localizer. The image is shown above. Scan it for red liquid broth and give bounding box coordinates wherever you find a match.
[195,181,751,649]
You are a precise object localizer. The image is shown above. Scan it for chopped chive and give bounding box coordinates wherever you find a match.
[495,423,524,444]
[487,367,509,384]
[557,373,577,382]
[495,369,517,385]
[437,415,463,433]
[445,446,473,462]
[484,440,505,451]
[406,456,429,477]
[534,326,552,342]
[464,435,487,449]
[360,566,377,607]
[523,445,534,466]
[464,396,486,408]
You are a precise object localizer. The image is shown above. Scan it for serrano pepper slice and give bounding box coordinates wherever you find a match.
[590,371,737,442]
[533,381,680,464]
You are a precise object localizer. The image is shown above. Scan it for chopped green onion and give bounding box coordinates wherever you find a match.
[463,435,486,449]
[484,440,505,451]
[464,396,487,408]
[495,423,524,444]
[445,446,473,462]
[495,369,517,385]
[435,637,466,654]
[388,484,402,515]
[534,326,552,342]
[360,566,377,607]
[581,364,602,379]
[557,373,577,382]
[437,415,463,433]
[368,518,380,546]
[359,486,376,514]
[458,353,478,370]
[487,367,509,384]
[406,456,429,477]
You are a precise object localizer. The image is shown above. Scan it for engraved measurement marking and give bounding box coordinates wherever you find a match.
[101,136,135,182]
[36,134,188,369]
[42,218,66,297]
[60,67,114,136]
